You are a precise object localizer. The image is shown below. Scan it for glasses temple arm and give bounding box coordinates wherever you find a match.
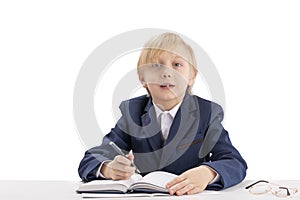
[245,180,269,189]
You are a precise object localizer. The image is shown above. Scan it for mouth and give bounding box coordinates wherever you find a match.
[160,83,175,89]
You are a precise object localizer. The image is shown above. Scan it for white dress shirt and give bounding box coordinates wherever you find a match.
[153,102,181,141]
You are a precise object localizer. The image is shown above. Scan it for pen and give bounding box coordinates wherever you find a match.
[109,141,141,174]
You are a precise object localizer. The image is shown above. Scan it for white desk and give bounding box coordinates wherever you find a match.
[0,180,299,200]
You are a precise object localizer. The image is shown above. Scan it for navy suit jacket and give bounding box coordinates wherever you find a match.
[78,93,247,190]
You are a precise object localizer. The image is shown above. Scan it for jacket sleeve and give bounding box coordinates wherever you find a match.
[200,103,247,190]
[78,102,132,182]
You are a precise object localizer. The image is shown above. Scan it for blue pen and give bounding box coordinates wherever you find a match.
[109,141,141,174]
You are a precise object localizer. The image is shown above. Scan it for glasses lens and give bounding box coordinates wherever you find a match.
[274,187,298,198]
[274,189,289,198]
[250,184,271,195]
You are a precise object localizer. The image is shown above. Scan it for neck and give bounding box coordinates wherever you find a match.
[153,96,184,111]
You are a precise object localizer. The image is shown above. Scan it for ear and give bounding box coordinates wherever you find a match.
[138,74,147,88]
[188,70,197,86]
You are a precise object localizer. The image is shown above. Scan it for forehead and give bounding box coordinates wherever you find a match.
[151,44,190,62]
[157,51,185,61]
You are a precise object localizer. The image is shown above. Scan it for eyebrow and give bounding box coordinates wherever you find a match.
[173,55,183,58]
[171,55,185,60]
[157,53,186,61]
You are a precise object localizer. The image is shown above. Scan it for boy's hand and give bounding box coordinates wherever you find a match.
[100,154,135,180]
[166,165,216,195]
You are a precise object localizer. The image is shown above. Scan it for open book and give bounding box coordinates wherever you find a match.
[77,171,177,194]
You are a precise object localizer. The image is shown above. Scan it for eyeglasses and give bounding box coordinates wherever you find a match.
[245,180,298,198]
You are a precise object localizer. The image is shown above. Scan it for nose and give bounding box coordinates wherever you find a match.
[163,73,172,78]
[161,66,172,78]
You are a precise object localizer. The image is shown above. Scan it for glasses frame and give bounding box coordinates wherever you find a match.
[245,180,298,198]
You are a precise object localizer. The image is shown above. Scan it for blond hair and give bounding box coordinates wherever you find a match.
[137,32,198,94]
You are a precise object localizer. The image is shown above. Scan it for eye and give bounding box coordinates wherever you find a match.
[151,63,162,68]
[173,63,182,67]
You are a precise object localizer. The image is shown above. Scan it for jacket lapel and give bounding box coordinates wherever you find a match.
[140,98,164,154]
[159,94,200,169]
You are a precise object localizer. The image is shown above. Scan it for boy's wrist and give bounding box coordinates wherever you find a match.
[197,165,217,184]
[99,161,112,179]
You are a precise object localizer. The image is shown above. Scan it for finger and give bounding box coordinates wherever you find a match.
[111,168,134,180]
[112,163,135,173]
[166,176,186,189]
[186,186,203,195]
[176,183,197,196]
[111,173,131,180]
[111,173,124,180]
[127,154,134,161]
[117,172,134,180]
[115,155,132,165]
[108,160,135,173]
[168,179,190,195]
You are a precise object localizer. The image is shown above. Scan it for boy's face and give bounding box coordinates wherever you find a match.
[139,48,196,110]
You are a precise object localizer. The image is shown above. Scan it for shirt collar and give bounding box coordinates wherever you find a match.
[153,101,182,120]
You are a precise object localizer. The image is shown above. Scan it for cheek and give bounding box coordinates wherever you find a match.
[143,73,160,84]
[146,84,159,94]
[173,71,190,84]
[141,69,161,83]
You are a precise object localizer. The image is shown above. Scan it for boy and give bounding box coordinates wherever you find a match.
[78,32,247,195]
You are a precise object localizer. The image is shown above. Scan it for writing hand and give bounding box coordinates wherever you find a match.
[100,154,136,180]
[166,165,216,195]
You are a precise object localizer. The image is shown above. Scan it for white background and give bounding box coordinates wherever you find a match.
[0,0,299,181]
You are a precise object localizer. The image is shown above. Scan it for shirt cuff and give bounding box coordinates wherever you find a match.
[209,172,220,184]
[202,165,220,184]
[96,160,112,178]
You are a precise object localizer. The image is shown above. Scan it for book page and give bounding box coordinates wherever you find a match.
[77,173,142,193]
[81,192,170,198]
[129,171,177,192]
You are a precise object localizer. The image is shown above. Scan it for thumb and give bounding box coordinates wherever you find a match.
[127,153,134,161]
